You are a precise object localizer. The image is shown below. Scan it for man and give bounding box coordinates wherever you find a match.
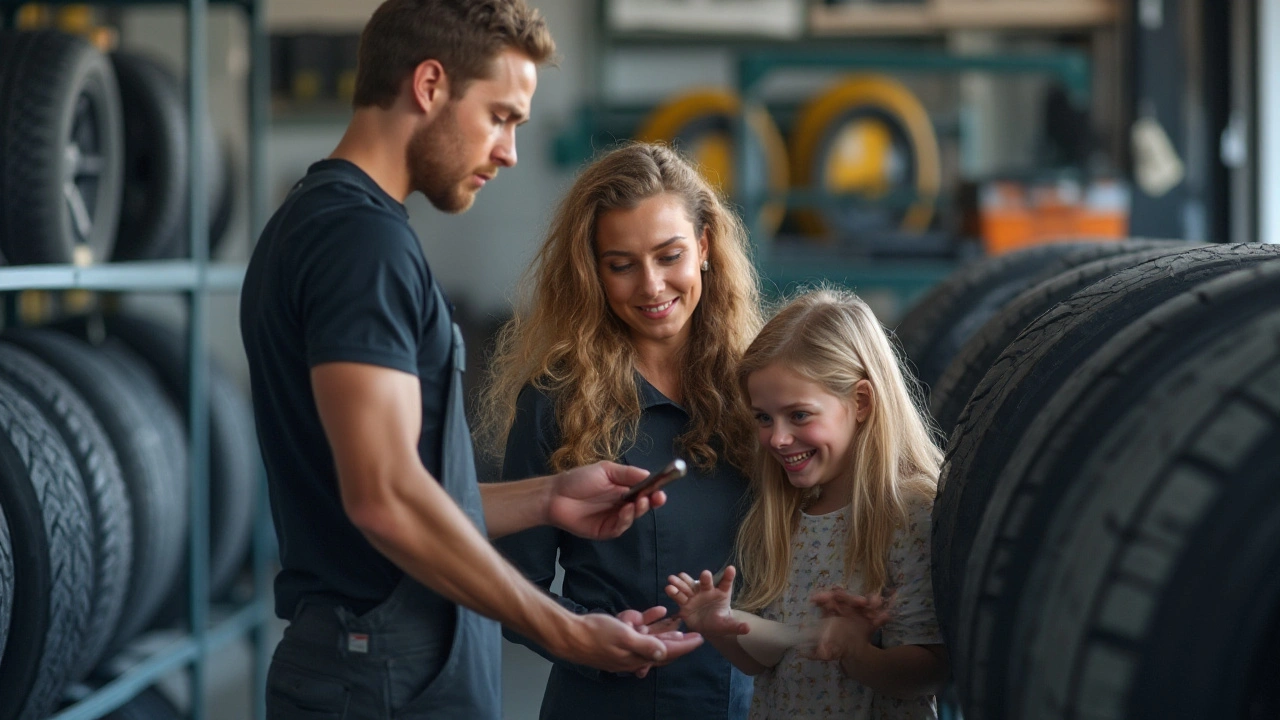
[240,2,702,718]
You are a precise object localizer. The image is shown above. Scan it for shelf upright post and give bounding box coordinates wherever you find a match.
[736,53,767,282]
[246,0,272,717]
[185,0,213,718]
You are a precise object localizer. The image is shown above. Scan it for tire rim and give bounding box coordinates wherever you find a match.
[64,88,106,248]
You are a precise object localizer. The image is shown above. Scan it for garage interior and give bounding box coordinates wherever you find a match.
[0,0,1277,718]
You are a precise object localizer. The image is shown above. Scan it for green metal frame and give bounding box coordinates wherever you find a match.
[564,1,1095,314]
[732,47,1091,307]
[0,1,271,719]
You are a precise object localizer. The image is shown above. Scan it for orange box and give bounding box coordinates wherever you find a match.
[978,178,1129,255]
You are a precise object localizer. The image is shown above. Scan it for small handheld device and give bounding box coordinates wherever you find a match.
[619,458,687,504]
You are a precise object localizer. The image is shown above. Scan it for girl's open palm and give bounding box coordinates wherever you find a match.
[665,567,750,637]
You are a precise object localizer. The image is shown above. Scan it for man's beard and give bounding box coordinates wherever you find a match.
[407,104,478,214]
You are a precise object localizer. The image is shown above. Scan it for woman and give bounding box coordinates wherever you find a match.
[478,142,763,719]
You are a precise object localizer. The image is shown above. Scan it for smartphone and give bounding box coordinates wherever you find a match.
[619,458,687,504]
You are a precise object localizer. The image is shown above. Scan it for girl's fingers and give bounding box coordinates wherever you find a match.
[640,605,668,625]
[718,565,737,591]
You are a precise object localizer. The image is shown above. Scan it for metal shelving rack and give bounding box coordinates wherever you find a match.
[732,46,1094,296]
[0,0,271,718]
[564,0,1103,311]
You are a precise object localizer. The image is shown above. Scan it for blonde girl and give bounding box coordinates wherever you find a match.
[667,287,949,719]
[479,142,763,719]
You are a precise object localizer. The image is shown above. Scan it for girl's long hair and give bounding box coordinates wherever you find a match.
[734,287,942,611]
[477,143,763,473]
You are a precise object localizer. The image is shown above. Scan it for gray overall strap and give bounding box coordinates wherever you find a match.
[367,284,502,719]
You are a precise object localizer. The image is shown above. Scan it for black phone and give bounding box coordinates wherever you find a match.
[619,458,687,504]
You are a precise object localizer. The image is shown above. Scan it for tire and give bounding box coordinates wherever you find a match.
[0,343,132,681]
[0,30,123,265]
[931,244,1280,719]
[164,116,229,260]
[0,504,13,670]
[208,136,237,258]
[110,52,188,262]
[1008,288,1280,720]
[57,313,257,602]
[89,337,192,629]
[894,240,1183,394]
[1,330,188,656]
[928,244,1196,434]
[0,377,93,720]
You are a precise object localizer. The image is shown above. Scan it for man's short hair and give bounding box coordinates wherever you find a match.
[353,0,556,109]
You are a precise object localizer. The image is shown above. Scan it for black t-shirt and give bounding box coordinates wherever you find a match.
[240,159,454,619]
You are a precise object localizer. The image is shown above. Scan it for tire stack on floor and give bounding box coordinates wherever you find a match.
[0,313,258,720]
[899,242,1280,719]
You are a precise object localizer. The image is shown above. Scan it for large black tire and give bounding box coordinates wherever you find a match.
[1,330,188,657]
[0,30,122,265]
[932,244,1280,719]
[0,344,132,681]
[89,338,191,629]
[110,52,188,262]
[1009,286,1280,720]
[57,313,257,602]
[0,378,93,720]
[0,504,12,672]
[928,244,1197,434]
[894,240,1182,394]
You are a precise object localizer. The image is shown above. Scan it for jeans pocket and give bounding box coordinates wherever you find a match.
[267,657,351,720]
[387,604,457,715]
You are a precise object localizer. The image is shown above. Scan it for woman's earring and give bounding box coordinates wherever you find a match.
[701,260,710,272]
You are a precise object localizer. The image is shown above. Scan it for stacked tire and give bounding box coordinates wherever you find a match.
[905,243,1280,719]
[0,315,258,719]
[0,30,235,267]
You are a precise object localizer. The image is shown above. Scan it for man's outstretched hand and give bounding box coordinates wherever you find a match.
[557,610,702,675]
[617,605,689,678]
[546,461,666,540]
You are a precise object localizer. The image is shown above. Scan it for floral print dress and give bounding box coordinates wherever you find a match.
[747,494,942,720]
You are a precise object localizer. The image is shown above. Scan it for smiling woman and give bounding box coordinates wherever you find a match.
[478,142,764,720]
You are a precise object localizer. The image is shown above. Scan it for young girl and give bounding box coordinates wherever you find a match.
[666,288,949,719]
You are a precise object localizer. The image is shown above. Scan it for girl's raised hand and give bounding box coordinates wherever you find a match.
[665,567,750,637]
[811,587,895,630]
[802,613,875,663]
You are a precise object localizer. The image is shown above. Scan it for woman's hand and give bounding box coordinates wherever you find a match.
[665,567,750,638]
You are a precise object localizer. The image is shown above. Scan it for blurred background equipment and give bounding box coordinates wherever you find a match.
[788,73,942,239]
[635,88,790,238]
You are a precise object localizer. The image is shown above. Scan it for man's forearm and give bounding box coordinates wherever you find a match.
[350,468,567,650]
[479,476,551,538]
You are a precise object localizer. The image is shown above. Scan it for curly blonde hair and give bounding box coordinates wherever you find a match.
[477,143,762,473]
[734,287,942,611]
